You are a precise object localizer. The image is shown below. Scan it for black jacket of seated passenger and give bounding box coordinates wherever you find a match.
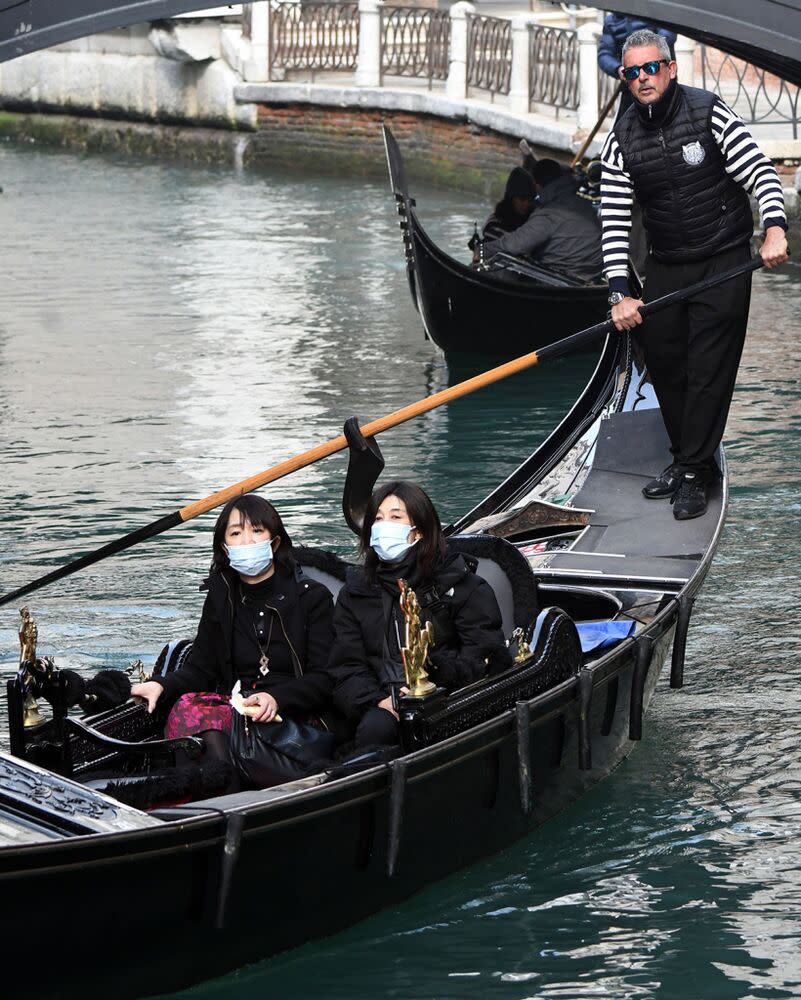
[151,564,334,716]
[328,550,512,722]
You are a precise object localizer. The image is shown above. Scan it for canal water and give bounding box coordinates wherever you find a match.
[1,140,800,1000]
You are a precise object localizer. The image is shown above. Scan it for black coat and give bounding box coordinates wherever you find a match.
[328,552,512,722]
[153,565,334,716]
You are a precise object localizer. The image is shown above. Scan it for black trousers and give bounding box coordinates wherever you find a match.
[639,243,753,480]
[354,706,400,749]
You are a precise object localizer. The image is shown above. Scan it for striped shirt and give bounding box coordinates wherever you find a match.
[600,95,787,290]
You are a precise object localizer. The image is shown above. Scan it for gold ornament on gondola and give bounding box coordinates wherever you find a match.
[510,626,532,665]
[126,659,150,683]
[18,606,44,728]
[398,579,437,698]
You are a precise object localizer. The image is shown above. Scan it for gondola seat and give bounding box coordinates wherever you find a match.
[297,535,542,642]
[295,545,351,599]
[447,533,539,638]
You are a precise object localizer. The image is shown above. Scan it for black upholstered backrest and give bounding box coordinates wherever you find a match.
[447,534,539,638]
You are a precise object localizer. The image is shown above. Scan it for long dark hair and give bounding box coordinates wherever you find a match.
[360,480,447,582]
[210,494,295,576]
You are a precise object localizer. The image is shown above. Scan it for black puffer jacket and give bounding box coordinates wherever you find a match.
[152,565,334,716]
[614,82,753,262]
[328,551,512,722]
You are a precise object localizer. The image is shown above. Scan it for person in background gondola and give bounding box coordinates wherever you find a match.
[482,158,603,283]
[131,494,334,785]
[470,166,537,262]
[484,166,537,240]
[328,481,511,750]
[598,13,676,119]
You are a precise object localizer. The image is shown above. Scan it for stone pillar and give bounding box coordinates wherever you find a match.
[509,15,532,115]
[446,2,475,101]
[355,0,381,88]
[244,0,270,82]
[577,21,600,131]
[675,34,696,88]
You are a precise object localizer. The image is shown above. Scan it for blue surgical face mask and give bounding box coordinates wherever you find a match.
[370,521,418,563]
[226,538,274,577]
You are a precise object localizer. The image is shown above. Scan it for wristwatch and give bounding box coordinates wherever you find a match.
[607,291,627,306]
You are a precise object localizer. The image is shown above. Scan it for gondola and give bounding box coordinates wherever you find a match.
[0,4,794,997]
[1,328,726,999]
[383,125,610,358]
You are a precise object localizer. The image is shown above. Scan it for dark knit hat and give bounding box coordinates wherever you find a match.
[504,166,537,200]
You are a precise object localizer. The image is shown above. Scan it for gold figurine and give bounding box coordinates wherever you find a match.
[510,626,532,665]
[398,579,437,698]
[19,606,38,663]
[18,606,44,728]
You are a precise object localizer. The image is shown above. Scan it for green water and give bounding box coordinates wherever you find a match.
[1,140,800,999]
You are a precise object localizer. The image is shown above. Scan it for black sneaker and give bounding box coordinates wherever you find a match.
[642,463,682,499]
[670,473,708,520]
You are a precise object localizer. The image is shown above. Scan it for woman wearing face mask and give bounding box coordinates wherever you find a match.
[131,494,334,774]
[329,480,511,749]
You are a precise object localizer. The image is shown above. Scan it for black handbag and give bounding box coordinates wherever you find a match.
[229,713,337,788]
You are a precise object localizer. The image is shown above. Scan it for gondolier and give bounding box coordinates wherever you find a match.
[601,29,788,519]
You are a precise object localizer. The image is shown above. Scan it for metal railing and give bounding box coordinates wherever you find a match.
[466,13,511,99]
[269,1,359,78]
[528,24,619,119]
[529,24,578,111]
[380,6,450,88]
[258,7,801,140]
[700,45,801,139]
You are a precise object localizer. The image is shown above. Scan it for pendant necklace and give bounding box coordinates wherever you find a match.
[253,611,275,676]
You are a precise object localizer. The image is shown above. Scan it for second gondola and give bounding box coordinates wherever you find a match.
[383,125,609,358]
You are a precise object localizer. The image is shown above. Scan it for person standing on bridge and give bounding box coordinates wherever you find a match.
[597,13,676,119]
[601,29,788,520]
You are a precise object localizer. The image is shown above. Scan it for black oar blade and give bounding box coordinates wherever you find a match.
[0,512,182,608]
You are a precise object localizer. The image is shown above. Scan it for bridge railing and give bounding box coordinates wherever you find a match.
[242,4,800,151]
[528,23,578,111]
[700,44,801,139]
[465,13,512,100]
[268,1,359,79]
[380,6,450,88]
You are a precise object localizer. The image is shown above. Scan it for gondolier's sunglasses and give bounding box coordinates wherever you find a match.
[621,59,670,81]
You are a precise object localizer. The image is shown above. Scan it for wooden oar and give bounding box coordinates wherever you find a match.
[0,254,766,609]
[570,82,624,169]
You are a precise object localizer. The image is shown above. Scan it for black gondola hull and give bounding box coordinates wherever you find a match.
[2,626,674,1000]
[412,223,609,356]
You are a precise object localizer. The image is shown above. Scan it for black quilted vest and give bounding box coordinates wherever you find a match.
[615,84,753,263]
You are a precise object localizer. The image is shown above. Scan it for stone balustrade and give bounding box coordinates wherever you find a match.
[1,2,799,172]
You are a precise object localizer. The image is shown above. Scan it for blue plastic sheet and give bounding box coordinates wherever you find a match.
[576,619,636,653]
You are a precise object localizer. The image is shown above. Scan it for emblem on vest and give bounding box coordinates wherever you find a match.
[682,141,705,166]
